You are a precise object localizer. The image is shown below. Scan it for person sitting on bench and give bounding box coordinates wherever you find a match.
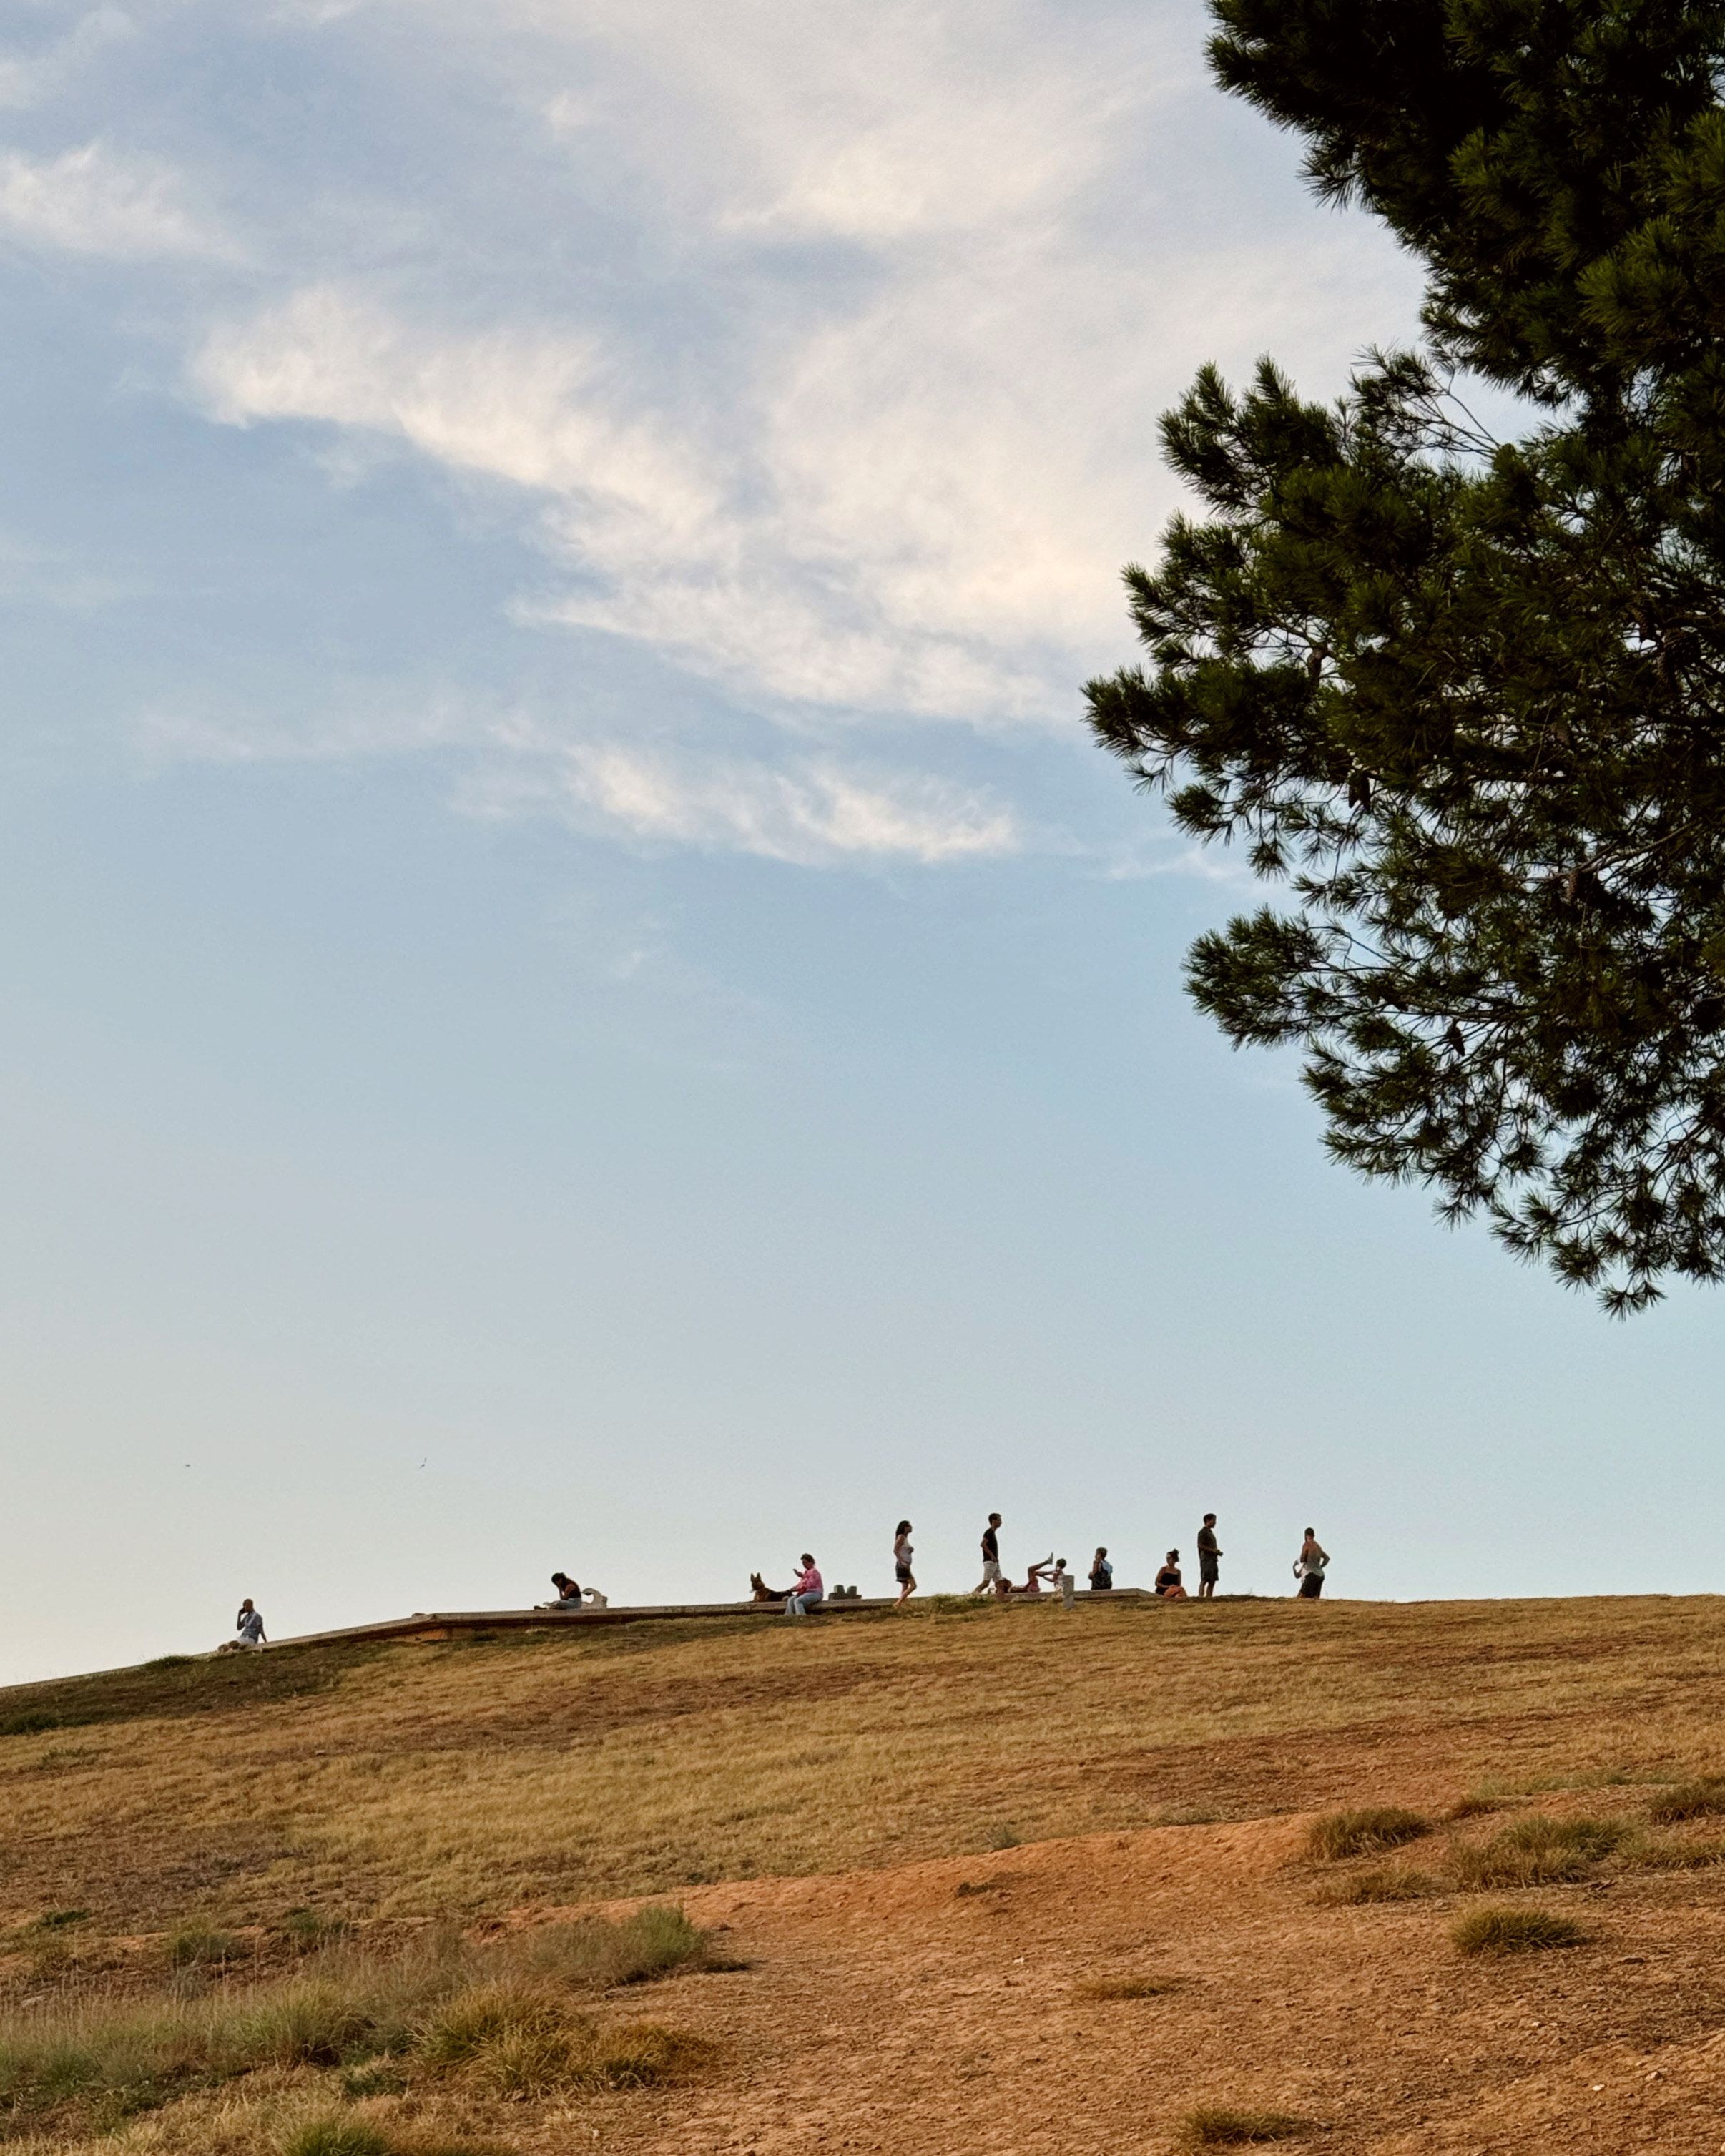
[785,1555,824,1618]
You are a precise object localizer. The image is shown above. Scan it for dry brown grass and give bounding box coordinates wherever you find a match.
[1448,1815,1630,1889]
[1450,1904,1586,1955]
[11,1597,1725,2153]
[1178,2105,1314,2145]
[1312,1864,1438,1905]
[1304,1807,1430,1861]
[0,1906,710,2141]
[1072,1975,1184,1999]
[3,1595,1719,1941]
[1646,1777,1725,1823]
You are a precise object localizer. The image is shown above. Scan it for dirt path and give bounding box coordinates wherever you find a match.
[565,1814,1725,2156]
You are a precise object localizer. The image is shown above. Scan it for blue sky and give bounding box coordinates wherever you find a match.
[4,0,1722,1683]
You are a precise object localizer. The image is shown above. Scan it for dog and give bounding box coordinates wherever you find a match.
[750,1572,792,1603]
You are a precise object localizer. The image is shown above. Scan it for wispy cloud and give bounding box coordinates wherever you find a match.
[178,0,1414,758]
[466,739,1021,865]
[0,141,227,260]
[131,687,1018,865]
[0,9,134,112]
[2,0,1421,867]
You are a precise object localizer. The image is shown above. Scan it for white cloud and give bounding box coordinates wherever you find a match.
[0,140,225,259]
[130,686,1018,866]
[12,0,1422,865]
[183,0,1415,752]
[465,739,1020,865]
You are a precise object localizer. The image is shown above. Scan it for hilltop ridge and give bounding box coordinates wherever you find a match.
[5,1594,1725,2153]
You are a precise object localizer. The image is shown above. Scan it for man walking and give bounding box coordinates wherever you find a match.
[973,1512,1006,1596]
[1196,1515,1222,1599]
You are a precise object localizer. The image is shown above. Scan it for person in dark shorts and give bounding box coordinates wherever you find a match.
[973,1513,1006,1595]
[1154,1550,1187,1599]
[893,1520,916,1607]
[1294,1529,1329,1599]
[1088,1547,1113,1590]
[1196,1515,1222,1598]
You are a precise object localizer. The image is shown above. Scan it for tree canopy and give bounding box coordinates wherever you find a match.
[1088,0,1725,1311]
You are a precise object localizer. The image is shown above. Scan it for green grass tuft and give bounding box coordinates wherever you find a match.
[1179,2105,1313,2145]
[1450,1815,1627,1889]
[0,1905,713,2131]
[1314,1864,1437,1905]
[1647,1778,1725,1824]
[282,2122,393,2156]
[1451,1904,1586,1955]
[166,1922,250,1970]
[1304,1807,1430,1861]
[1447,1789,1511,1819]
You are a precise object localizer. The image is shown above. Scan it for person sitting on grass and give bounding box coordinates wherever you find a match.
[217,1598,266,1652]
[1088,1547,1114,1591]
[1154,1551,1188,1600]
[785,1555,824,1618]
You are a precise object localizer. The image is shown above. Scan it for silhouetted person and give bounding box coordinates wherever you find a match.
[1197,1515,1222,1599]
[1294,1530,1329,1600]
[974,1512,1006,1596]
[893,1521,916,1607]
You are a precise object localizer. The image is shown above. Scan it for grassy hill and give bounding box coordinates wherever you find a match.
[5,1593,1725,2154]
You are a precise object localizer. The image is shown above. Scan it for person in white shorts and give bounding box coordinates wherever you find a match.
[973,1512,1006,1595]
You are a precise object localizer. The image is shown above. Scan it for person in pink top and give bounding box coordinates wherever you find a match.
[785,1555,824,1618]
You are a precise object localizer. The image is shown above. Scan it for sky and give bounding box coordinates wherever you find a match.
[4,0,1724,1686]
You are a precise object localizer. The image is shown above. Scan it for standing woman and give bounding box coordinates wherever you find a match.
[1294,1528,1330,1600]
[893,1520,916,1607]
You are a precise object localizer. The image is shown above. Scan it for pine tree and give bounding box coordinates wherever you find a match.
[1088,0,1725,1311]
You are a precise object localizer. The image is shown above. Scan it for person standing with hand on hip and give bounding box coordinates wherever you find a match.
[1294,1529,1329,1600]
[1196,1515,1222,1598]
